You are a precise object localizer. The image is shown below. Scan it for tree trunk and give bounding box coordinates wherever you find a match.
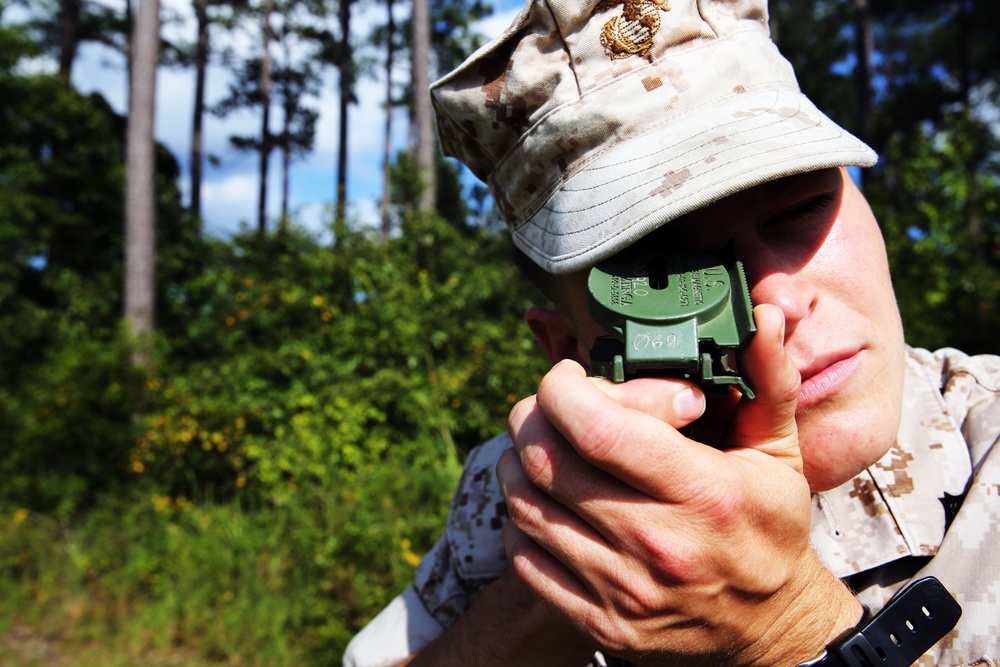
[257,0,274,235]
[281,139,291,224]
[334,0,353,238]
[190,0,209,224]
[380,0,395,240]
[411,0,435,212]
[124,0,160,366]
[58,0,82,79]
[280,39,292,224]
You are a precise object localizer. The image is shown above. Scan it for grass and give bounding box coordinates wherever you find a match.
[0,468,457,667]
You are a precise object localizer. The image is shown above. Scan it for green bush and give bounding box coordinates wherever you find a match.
[0,322,143,513]
[137,216,548,506]
[0,473,456,665]
[0,34,550,660]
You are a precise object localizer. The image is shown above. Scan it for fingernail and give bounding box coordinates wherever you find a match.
[673,387,705,421]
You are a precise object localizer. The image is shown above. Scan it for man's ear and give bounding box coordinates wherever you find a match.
[525,306,587,366]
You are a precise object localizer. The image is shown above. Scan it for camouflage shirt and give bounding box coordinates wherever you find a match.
[344,347,1000,667]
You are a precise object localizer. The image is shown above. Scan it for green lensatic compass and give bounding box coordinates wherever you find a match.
[587,242,756,398]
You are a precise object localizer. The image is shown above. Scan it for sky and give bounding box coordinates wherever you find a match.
[55,0,524,239]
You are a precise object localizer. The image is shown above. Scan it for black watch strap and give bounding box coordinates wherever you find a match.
[797,576,962,667]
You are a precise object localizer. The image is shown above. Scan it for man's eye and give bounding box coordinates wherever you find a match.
[764,194,837,244]
[777,194,836,223]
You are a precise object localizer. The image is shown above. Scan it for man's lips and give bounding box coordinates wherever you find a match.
[796,350,864,410]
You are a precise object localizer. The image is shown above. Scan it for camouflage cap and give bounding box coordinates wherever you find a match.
[430,0,877,274]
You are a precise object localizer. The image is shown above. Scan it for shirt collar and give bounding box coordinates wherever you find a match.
[810,349,973,578]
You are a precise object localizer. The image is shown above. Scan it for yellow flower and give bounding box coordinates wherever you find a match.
[403,549,422,568]
[152,495,171,513]
[225,316,236,327]
[312,295,325,307]
[401,539,422,567]
[13,508,28,524]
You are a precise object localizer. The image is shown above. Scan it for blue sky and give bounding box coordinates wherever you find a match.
[55,0,524,239]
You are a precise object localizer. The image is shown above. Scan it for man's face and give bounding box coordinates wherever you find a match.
[560,167,906,492]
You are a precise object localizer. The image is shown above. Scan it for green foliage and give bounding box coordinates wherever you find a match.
[772,3,1000,354]
[87,215,544,662]
[139,216,546,504]
[0,323,142,514]
[431,0,493,74]
[0,12,39,69]
[769,1,855,133]
[0,50,189,514]
[870,115,1000,354]
[0,479,451,665]
[0,76,126,335]
[1,203,548,661]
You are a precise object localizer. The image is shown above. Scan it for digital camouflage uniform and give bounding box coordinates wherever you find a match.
[344,347,1000,666]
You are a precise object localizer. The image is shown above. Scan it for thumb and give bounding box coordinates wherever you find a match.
[732,304,802,471]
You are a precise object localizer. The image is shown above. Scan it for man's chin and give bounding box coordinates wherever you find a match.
[801,438,895,493]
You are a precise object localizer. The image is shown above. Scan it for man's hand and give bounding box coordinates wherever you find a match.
[498,304,862,667]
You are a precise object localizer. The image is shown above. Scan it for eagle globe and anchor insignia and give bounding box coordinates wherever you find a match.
[595,0,671,61]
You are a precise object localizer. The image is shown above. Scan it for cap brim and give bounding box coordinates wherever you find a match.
[511,87,876,274]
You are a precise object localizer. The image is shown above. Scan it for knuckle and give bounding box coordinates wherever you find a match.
[576,410,624,463]
[537,366,571,403]
[507,396,536,434]
[688,481,745,537]
[519,442,555,486]
[503,484,538,529]
[629,524,704,586]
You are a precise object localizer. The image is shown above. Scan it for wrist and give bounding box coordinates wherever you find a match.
[793,577,961,667]
[740,557,863,667]
[492,570,598,663]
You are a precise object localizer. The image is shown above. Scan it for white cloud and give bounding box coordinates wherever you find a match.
[200,172,258,235]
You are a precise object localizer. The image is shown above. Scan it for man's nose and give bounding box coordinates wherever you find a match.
[749,270,818,340]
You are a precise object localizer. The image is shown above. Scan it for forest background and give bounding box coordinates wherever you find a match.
[1,0,999,665]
